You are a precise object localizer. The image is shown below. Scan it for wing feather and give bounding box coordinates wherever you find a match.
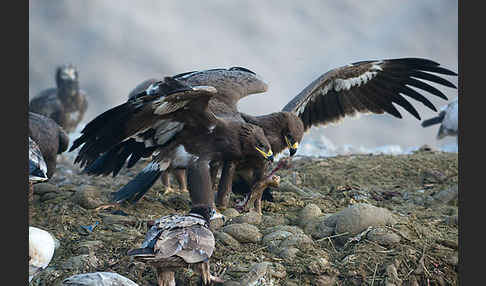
[282,58,457,131]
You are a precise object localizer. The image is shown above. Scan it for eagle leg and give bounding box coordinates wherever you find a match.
[215,161,236,209]
[174,168,188,192]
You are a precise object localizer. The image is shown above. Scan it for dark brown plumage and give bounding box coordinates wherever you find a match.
[29,112,69,178]
[127,206,223,286]
[70,74,273,208]
[29,64,88,133]
[218,57,457,211]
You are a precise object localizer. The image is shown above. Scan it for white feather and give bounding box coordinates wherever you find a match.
[29,227,56,282]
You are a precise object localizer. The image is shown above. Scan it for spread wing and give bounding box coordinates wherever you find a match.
[69,77,217,168]
[282,58,457,132]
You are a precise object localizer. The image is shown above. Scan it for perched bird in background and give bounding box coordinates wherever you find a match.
[70,75,273,209]
[421,97,458,142]
[29,112,69,178]
[62,272,139,286]
[29,137,48,202]
[29,64,88,133]
[127,206,224,286]
[29,226,56,283]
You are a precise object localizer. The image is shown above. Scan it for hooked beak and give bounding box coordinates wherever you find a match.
[285,136,299,157]
[256,147,274,162]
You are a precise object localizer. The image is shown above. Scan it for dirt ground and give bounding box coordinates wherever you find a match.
[29,147,458,286]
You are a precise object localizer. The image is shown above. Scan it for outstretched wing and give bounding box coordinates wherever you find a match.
[282,58,457,132]
[69,77,217,168]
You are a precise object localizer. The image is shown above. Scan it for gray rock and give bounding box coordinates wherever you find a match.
[232,211,262,225]
[262,214,289,227]
[262,225,305,236]
[278,247,300,259]
[222,208,241,218]
[279,233,314,251]
[262,230,293,252]
[222,223,262,243]
[214,231,241,248]
[40,192,61,202]
[366,227,401,247]
[315,274,337,286]
[432,185,458,204]
[298,203,322,227]
[33,183,58,195]
[238,262,270,286]
[307,257,330,275]
[322,203,397,244]
[444,215,458,226]
[71,186,110,209]
[75,240,104,255]
[60,255,100,271]
[101,214,136,226]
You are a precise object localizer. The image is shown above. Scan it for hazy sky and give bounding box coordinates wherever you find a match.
[29,1,458,153]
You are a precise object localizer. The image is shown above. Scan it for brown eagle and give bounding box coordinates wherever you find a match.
[70,72,273,208]
[29,64,88,133]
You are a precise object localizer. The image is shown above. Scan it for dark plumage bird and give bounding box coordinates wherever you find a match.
[422,97,458,141]
[29,112,70,178]
[218,58,457,212]
[29,64,88,133]
[69,74,273,208]
[127,206,224,286]
[29,137,48,201]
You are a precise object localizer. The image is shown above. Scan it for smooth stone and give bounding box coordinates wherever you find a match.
[231,211,262,225]
[366,227,401,247]
[222,223,262,243]
[214,231,241,248]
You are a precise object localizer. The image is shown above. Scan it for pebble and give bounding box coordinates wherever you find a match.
[261,214,289,227]
[71,186,110,209]
[315,203,397,244]
[75,240,104,255]
[222,223,262,243]
[238,262,270,286]
[307,257,330,274]
[432,185,458,205]
[278,247,300,259]
[60,254,100,271]
[366,227,401,247]
[279,233,314,250]
[298,203,322,227]
[222,208,241,218]
[33,182,59,195]
[231,211,262,225]
[101,214,137,226]
[214,231,241,248]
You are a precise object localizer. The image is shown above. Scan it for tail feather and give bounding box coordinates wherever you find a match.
[110,162,162,203]
[84,139,152,177]
[421,112,445,127]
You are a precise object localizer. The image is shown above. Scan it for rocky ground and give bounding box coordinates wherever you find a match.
[29,146,458,286]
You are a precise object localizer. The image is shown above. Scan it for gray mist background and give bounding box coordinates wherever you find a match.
[29,1,458,156]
